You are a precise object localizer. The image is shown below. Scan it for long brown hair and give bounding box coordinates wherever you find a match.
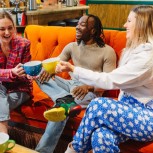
[126,5,153,49]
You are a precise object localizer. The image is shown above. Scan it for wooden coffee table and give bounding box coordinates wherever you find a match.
[7,144,38,153]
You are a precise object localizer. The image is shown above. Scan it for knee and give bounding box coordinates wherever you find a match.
[88,97,108,107]
[91,128,120,153]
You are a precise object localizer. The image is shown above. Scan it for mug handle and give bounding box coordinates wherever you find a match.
[6,140,16,151]
[22,64,24,68]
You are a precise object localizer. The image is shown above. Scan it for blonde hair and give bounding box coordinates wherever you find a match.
[0,10,15,27]
[126,5,153,49]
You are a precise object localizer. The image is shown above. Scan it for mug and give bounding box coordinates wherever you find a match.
[29,0,37,10]
[42,57,60,74]
[66,0,74,7]
[23,61,42,76]
[0,132,16,153]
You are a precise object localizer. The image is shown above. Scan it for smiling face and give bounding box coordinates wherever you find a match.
[124,11,136,40]
[0,17,15,44]
[76,15,95,44]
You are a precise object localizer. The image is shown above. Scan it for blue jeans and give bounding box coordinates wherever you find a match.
[36,120,68,153]
[35,76,97,153]
[0,84,30,121]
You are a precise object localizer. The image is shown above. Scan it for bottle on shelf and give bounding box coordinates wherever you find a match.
[29,0,37,10]
[66,0,74,7]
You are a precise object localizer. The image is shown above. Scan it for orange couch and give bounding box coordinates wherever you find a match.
[9,25,153,153]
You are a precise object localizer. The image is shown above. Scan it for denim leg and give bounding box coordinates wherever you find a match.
[55,76,97,108]
[0,84,30,121]
[8,92,30,110]
[55,76,97,107]
[35,118,68,153]
[36,76,71,102]
[36,76,97,106]
[74,92,97,108]
[36,76,97,152]
[0,84,8,121]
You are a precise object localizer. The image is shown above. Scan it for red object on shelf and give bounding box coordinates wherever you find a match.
[17,12,26,26]
[80,0,86,4]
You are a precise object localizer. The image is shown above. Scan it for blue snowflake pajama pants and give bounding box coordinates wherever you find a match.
[72,94,153,153]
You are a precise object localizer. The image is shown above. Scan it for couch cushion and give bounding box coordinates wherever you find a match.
[104,30,126,61]
[24,25,76,61]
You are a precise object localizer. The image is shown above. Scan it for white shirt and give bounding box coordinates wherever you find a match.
[73,43,153,104]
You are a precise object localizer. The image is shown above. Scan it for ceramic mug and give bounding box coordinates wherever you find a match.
[0,132,16,153]
[23,61,42,76]
[42,57,60,74]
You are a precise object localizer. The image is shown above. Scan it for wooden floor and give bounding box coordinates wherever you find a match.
[8,123,71,153]
[7,144,38,153]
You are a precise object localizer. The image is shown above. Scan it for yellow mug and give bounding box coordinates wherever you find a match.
[0,132,16,153]
[42,57,60,74]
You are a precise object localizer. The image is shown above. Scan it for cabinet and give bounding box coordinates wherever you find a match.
[25,4,89,25]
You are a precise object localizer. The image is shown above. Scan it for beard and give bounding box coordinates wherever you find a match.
[77,39,82,45]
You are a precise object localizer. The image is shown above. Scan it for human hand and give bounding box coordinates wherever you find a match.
[12,63,26,77]
[37,70,52,84]
[26,74,39,80]
[56,61,74,73]
[71,85,94,100]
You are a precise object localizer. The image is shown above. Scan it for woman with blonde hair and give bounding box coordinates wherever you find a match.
[56,5,153,153]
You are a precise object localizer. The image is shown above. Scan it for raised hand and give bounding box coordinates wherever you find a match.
[56,61,74,73]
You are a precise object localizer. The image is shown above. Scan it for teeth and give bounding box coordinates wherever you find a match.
[76,31,81,33]
[76,32,81,35]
